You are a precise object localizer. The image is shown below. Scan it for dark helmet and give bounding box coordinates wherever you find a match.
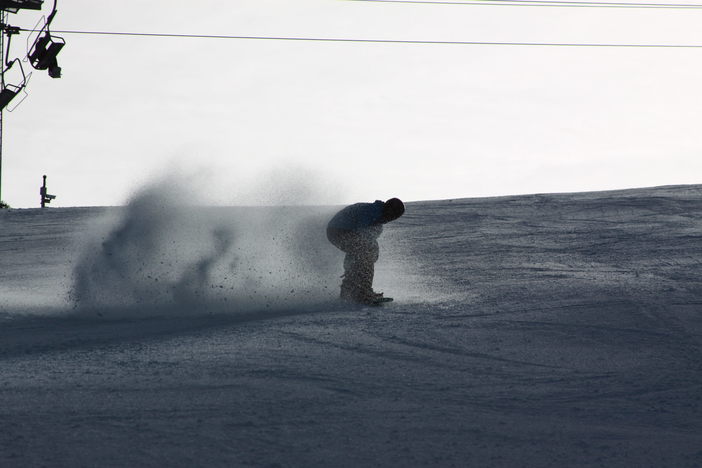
[382,198,405,223]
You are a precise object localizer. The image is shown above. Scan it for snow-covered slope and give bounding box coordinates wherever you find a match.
[1,185,701,467]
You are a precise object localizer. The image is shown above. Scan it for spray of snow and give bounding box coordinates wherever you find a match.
[70,171,343,317]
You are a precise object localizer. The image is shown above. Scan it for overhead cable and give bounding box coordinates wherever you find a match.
[37,29,702,48]
[348,0,702,8]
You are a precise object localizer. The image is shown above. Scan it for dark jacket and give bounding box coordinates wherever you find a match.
[327,200,385,232]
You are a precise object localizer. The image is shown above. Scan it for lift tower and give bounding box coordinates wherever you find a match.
[0,0,63,206]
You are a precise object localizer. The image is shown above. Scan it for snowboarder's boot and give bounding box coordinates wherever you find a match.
[340,278,381,305]
[340,289,380,305]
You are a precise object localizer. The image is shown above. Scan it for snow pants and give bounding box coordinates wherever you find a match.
[326,226,380,299]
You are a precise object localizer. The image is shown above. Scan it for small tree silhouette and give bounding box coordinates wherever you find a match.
[0,200,10,209]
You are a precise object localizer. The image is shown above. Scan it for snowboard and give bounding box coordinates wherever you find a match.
[370,296,393,306]
[341,296,393,307]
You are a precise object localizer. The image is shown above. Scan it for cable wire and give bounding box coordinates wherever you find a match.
[349,0,702,8]
[38,29,702,48]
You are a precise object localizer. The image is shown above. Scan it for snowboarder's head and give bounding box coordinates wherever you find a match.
[382,198,405,223]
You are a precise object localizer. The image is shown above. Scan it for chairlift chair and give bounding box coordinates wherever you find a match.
[0,58,27,110]
[0,0,43,13]
[0,82,21,110]
[28,31,63,78]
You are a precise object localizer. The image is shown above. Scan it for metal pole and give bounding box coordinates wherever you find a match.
[40,175,46,208]
[0,11,5,204]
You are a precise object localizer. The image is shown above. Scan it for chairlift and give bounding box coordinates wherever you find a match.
[0,82,21,110]
[0,0,44,14]
[25,0,62,78]
[0,58,27,111]
[27,31,63,78]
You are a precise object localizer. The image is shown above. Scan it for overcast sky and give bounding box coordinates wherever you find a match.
[1,0,701,207]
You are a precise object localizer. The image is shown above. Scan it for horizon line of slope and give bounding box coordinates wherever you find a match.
[1,183,700,210]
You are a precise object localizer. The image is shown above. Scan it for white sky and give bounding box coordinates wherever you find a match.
[1,0,701,207]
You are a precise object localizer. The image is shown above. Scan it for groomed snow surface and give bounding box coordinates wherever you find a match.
[1,184,701,467]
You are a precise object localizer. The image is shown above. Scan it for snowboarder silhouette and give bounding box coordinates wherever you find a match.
[326,198,405,304]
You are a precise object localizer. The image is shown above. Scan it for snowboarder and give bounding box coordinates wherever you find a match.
[326,198,405,305]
